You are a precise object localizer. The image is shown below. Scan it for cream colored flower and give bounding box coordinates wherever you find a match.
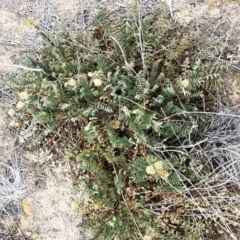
[108,221,115,227]
[9,121,15,127]
[143,236,151,240]
[9,121,19,127]
[154,161,164,171]
[16,101,25,110]
[181,79,189,88]
[154,161,170,180]
[93,78,102,87]
[87,72,94,77]
[146,165,156,175]
[129,0,136,6]
[68,78,77,86]
[8,109,15,116]
[19,91,29,100]
[158,170,170,181]
[94,203,101,210]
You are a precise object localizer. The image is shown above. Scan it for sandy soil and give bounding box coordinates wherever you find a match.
[0,0,240,240]
[0,1,90,239]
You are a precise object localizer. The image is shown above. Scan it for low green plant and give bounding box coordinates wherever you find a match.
[8,2,235,239]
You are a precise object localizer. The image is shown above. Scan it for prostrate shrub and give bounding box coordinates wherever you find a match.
[8,2,239,239]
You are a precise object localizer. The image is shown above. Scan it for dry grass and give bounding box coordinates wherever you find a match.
[0,157,29,217]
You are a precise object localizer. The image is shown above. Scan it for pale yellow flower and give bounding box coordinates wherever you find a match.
[129,0,136,6]
[143,236,152,240]
[9,121,15,127]
[154,161,164,171]
[94,202,102,210]
[8,109,15,116]
[9,121,19,127]
[154,161,170,180]
[93,78,102,87]
[146,165,156,175]
[181,79,189,88]
[108,221,115,227]
[19,91,29,100]
[158,169,170,181]
[68,78,77,86]
[87,72,94,77]
[16,101,25,110]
